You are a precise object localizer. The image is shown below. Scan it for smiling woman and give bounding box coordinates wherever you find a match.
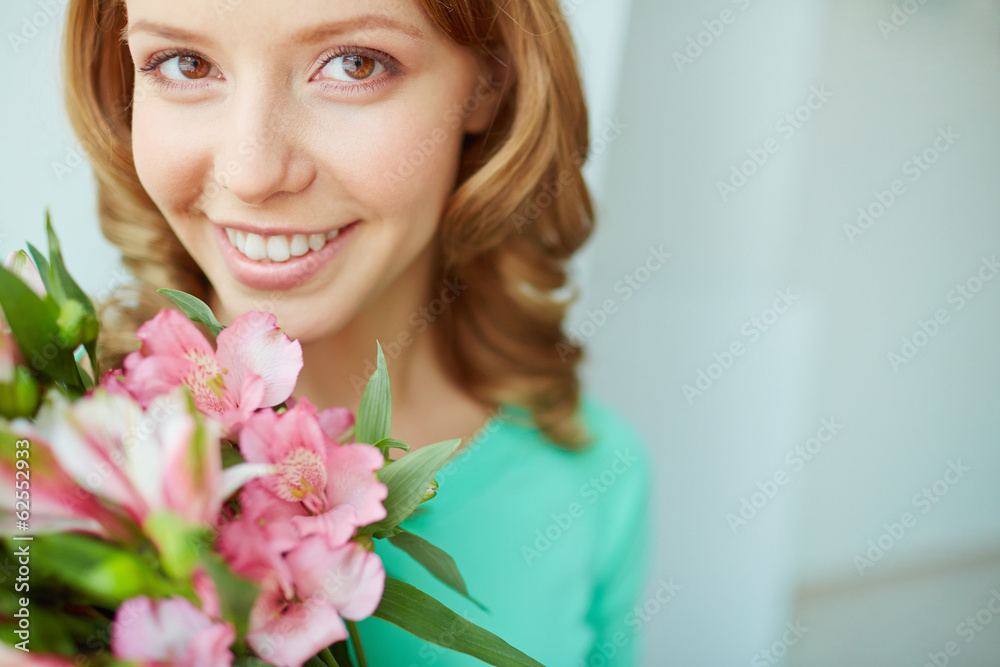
[61,0,652,664]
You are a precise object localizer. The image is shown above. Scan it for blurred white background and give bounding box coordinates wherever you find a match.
[1,0,998,665]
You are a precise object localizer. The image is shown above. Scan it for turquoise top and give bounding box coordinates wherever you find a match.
[353,394,653,666]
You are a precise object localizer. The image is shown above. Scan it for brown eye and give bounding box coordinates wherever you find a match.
[341,55,375,80]
[177,55,211,79]
[316,51,389,84]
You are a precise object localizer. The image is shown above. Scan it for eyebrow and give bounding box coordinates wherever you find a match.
[124,14,426,45]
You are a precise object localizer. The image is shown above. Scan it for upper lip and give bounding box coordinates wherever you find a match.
[210,219,359,236]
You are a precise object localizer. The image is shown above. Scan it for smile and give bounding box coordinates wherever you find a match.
[224,227,342,263]
[214,221,360,290]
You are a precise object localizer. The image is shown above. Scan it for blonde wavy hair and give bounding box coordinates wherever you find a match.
[63,0,595,449]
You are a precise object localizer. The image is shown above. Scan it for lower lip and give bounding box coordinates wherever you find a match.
[215,221,359,291]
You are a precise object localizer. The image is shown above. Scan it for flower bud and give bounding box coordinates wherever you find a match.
[420,478,438,504]
[56,300,99,349]
[0,366,40,419]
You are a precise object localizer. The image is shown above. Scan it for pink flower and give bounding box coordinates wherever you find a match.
[246,535,384,667]
[34,388,271,528]
[237,399,387,537]
[121,310,303,435]
[111,595,235,666]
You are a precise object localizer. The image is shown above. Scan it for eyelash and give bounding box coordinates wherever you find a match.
[137,45,400,95]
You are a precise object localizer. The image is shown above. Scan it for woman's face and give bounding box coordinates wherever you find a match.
[125,0,498,340]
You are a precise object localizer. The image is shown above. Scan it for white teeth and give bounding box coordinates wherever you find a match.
[244,232,267,261]
[224,226,343,261]
[266,235,291,262]
[290,234,310,257]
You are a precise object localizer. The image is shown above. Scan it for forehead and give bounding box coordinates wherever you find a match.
[123,0,435,46]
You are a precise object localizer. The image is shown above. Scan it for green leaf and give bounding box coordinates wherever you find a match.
[144,510,210,580]
[157,288,225,337]
[0,265,82,388]
[358,439,461,536]
[22,533,184,607]
[388,529,485,611]
[356,342,391,446]
[202,552,260,641]
[374,578,543,666]
[45,212,97,317]
[25,242,51,294]
[372,437,409,455]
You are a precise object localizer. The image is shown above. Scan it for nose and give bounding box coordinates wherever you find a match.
[213,88,315,206]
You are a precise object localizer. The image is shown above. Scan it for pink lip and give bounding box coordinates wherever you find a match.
[215,221,359,291]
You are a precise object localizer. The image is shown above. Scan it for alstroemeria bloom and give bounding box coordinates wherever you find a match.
[121,310,303,435]
[0,421,127,539]
[34,387,271,528]
[111,595,235,666]
[247,535,385,667]
[237,399,387,537]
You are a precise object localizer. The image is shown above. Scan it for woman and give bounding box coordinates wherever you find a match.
[64,0,652,663]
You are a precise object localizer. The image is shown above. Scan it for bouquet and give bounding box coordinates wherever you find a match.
[0,217,541,667]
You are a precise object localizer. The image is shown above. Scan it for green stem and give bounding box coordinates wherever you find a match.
[347,621,368,667]
[320,647,341,667]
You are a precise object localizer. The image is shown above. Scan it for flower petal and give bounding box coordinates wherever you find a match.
[247,575,348,667]
[286,535,386,621]
[324,443,388,527]
[216,311,303,407]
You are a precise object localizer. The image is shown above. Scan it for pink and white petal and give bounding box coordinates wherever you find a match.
[221,368,267,426]
[248,576,347,667]
[121,352,191,407]
[216,311,303,408]
[135,309,216,361]
[324,443,388,526]
[217,518,294,586]
[37,394,149,520]
[317,407,355,443]
[184,620,236,667]
[289,504,357,546]
[286,536,386,620]
[192,566,222,620]
[234,405,281,464]
[112,596,215,660]
[217,462,279,507]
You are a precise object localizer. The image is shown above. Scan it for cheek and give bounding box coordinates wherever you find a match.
[131,101,215,222]
[316,94,468,236]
